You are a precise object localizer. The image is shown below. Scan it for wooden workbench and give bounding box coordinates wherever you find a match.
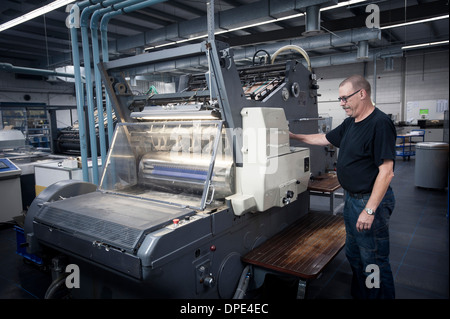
[242,212,346,298]
[308,173,343,214]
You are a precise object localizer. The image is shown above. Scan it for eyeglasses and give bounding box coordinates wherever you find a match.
[338,89,361,103]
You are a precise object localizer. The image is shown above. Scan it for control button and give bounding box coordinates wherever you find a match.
[203,275,215,288]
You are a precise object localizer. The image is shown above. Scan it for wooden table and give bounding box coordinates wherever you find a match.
[242,212,346,298]
[308,173,343,214]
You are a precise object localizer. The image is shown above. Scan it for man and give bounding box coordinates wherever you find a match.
[290,75,396,299]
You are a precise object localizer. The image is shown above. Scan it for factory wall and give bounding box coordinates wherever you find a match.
[0,71,77,129]
[314,50,449,129]
[0,71,175,130]
[1,49,448,132]
[0,72,76,106]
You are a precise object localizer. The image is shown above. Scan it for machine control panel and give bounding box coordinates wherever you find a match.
[166,214,203,230]
[0,158,21,179]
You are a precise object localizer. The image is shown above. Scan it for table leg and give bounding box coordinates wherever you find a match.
[330,191,335,214]
[296,279,307,299]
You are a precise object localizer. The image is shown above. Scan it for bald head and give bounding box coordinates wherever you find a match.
[340,75,371,98]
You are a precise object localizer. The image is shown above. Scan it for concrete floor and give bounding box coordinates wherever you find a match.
[307,158,449,299]
[0,158,448,300]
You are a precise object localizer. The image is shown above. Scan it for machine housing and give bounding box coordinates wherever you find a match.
[24,40,328,298]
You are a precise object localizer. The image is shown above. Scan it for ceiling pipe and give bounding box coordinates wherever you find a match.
[308,47,404,68]
[238,28,381,59]
[384,56,394,71]
[112,0,335,54]
[116,42,403,82]
[303,5,323,36]
[0,62,75,78]
[357,40,369,59]
[117,27,381,76]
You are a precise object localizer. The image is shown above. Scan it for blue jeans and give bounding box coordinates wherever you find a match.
[344,187,395,299]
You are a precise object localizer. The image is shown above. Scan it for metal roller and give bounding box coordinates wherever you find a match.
[138,152,234,198]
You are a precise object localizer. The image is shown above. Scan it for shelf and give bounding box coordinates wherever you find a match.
[396,129,425,160]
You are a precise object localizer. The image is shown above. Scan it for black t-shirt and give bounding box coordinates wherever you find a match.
[325,108,396,194]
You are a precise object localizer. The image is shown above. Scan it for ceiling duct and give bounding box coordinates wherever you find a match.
[384,56,394,71]
[111,28,382,78]
[232,28,381,62]
[302,5,323,36]
[357,40,369,60]
[0,62,75,78]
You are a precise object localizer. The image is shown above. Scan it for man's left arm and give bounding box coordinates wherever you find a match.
[356,159,395,232]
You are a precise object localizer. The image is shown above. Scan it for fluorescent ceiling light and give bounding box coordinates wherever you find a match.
[147,12,307,50]
[320,0,367,12]
[402,40,449,50]
[227,12,306,32]
[381,14,449,30]
[0,0,76,32]
[145,1,368,51]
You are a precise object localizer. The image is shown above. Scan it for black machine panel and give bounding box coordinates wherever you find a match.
[35,192,195,253]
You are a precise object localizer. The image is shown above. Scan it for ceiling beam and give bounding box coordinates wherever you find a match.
[114,0,336,52]
[224,0,449,47]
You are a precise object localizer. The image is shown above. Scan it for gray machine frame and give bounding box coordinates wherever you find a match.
[25,40,328,299]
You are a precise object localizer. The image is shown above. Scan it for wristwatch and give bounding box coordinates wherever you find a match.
[364,208,374,215]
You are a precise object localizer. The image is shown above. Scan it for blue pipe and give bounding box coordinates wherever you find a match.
[99,0,167,29]
[100,13,114,146]
[88,0,123,168]
[99,0,167,144]
[80,2,122,185]
[101,31,114,147]
[88,0,147,186]
[90,0,167,188]
[68,0,103,182]
[73,0,167,185]
[90,0,163,159]
[90,0,129,164]
[91,26,107,167]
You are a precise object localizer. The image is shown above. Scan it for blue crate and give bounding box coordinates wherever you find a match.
[14,226,43,265]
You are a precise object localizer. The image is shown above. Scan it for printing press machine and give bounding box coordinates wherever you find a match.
[24,40,332,298]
